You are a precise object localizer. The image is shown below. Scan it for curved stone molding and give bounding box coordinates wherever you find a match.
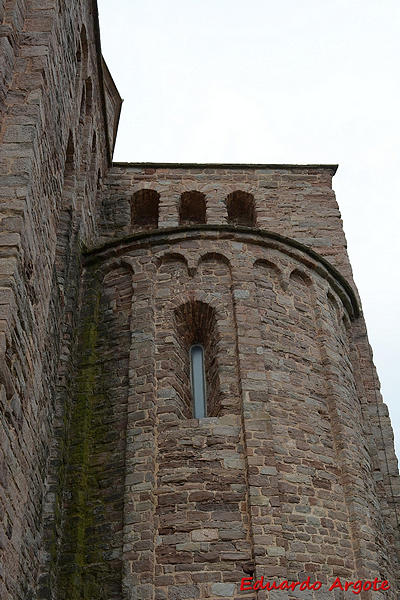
[84,226,359,319]
[98,255,136,280]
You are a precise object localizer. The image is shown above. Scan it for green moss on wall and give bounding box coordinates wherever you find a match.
[49,264,128,600]
[55,275,107,600]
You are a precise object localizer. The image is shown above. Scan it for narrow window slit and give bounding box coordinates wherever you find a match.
[190,344,206,418]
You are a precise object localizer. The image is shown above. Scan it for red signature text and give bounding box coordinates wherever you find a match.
[240,576,390,595]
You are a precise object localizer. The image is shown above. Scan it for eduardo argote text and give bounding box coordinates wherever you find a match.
[240,575,391,594]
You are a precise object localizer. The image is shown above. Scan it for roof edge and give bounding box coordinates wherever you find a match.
[101,57,123,156]
[112,162,339,174]
[92,0,123,165]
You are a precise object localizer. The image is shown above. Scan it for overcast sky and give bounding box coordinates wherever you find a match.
[97,0,400,458]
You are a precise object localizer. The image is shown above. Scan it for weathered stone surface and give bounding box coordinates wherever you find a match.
[0,2,399,600]
[191,529,219,542]
[211,582,236,596]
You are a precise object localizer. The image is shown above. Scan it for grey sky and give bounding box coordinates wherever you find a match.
[97,0,400,457]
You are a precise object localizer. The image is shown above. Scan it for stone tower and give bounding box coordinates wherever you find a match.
[0,1,398,599]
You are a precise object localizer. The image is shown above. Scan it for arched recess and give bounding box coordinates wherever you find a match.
[173,300,222,418]
[78,77,95,176]
[77,25,88,78]
[327,290,340,321]
[79,86,86,123]
[226,190,256,227]
[157,253,189,279]
[55,131,75,291]
[198,251,231,269]
[197,253,233,298]
[254,258,283,291]
[327,290,352,358]
[289,268,313,289]
[85,77,93,115]
[89,131,97,172]
[131,189,160,229]
[289,268,315,328]
[179,191,207,225]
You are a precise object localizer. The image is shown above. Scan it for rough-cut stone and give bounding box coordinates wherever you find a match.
[211,582,236,596]
[191,529,219,542]
[0,1,399,600]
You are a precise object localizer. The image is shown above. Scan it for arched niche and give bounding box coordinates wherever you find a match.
[179,191,207,225]
[173,300,222,418]
[226,190,256,227]
[131,189,160,230]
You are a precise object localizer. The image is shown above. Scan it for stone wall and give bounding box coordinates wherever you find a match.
[53,263,131,599]
[81,212,400,598]
[0,1,120,598]
[101,164,353,284]
[97,164,400,597]
[0,1,399,599]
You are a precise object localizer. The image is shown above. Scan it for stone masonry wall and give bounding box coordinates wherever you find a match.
[101,164,352,283]
[0,1,118,598]
[53,262,131,600]
[97,165,400,597]
[0,1,399,598]
[82,218,400,598]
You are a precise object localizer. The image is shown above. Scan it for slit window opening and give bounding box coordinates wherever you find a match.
[190,344,206,418]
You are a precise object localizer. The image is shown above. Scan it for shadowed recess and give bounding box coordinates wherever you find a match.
[179,190,207,225]
[131,189,160,229]
[174,300,222,417]
[226,190,256,227]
